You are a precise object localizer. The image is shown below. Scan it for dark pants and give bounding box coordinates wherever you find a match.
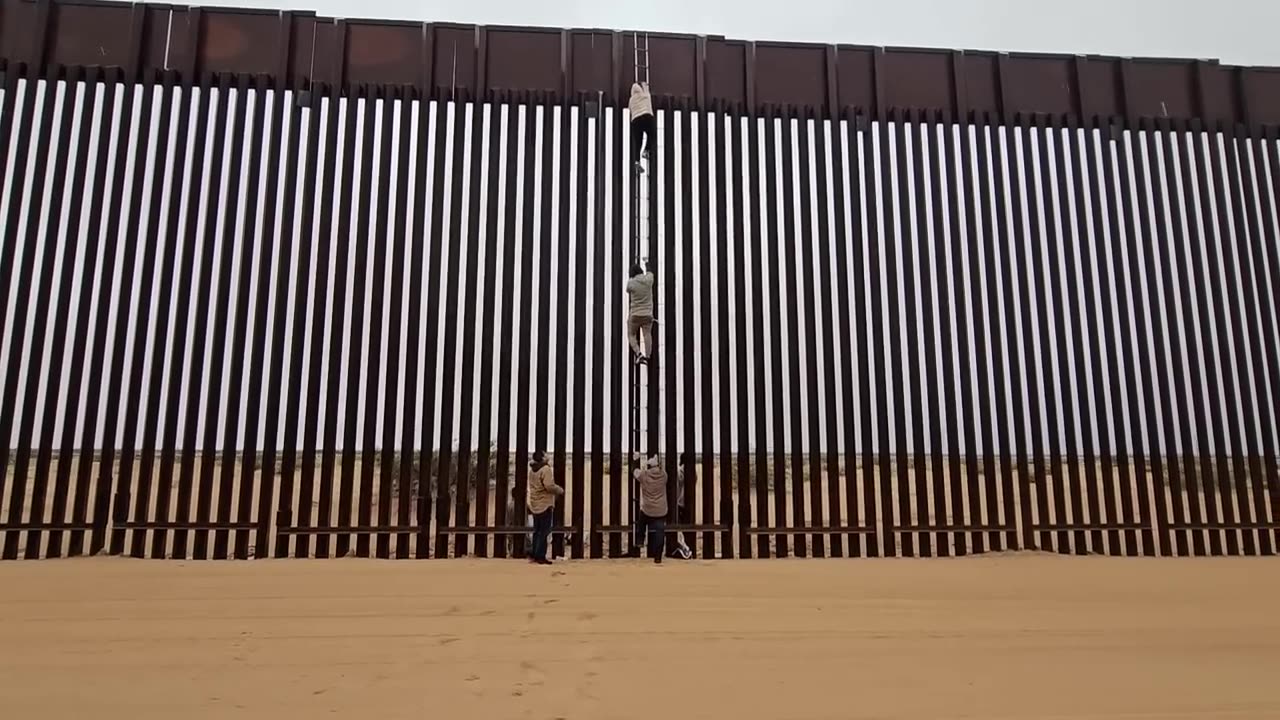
[531,509,553,561]
[631,113,656,160]
[638,512,666,560]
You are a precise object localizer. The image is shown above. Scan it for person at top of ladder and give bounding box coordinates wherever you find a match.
[626,262,656,364]
[629,82,655,173]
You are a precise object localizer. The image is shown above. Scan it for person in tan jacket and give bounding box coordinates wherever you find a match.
[526,451,563,565]
[629,82,655,172]
[631,454,668,563]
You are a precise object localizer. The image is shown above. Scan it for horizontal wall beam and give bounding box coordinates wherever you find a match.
[2,0,1280,127]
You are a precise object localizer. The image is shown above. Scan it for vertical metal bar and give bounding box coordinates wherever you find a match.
[608,98,625,557]
[866,115,891,557]
[1066,118,1119,554]
[909,112,942,557]
[435,95,472,558]
[158,81,213,558]
[417,93,451,558]
[924,113,959,556]
[531,97,556,550]
[452,93,486,557]
[511,93,543,559]
[473,94,505,558]
[359,86,395,558]
[728,105,752,558]
[93,74,161,557]
[1133,120,1193,554]
[383,87,413,559]
[570,97,590,559]
[713,103,736,558]
[194,73,251,560]
[44,68,107,558]
[950,117,983,555]
[813,112,842,557]
[766,108,790,557]
[106,72,172,558]
[259,86,307,560]
[1098,120,1156,555]
[0,71,39,358]
[338,84,376,558]
[239,76,289,561]
[1155,118,1214,555]
[647,105,661,460]
[831,108,864,557]
[65,72,126,557]
[493,95,523,559]
[315,81,358,558]
[551,99,574,561]
[6,69,77,559]
[988,119,1034,551]
[297,82,345,559]
[589,94,607,559]
[1040,117,1087,554]
[796,108,825,557]
[1115,122,1172,556]
[695,106,717,556]
[396,88,428,558]
[679,103,697,556]
[1198,124,1259,556]
[1224,127,1278,556]
[886,111,914,556]
[747,108,770,558]
[1176,120,1237,555]
[215,75,269,560]
[662,104,679,526]
[274,86,324,559]
[1236,128,1280,556]
[1007,120,1048,551]
[1079,118,1132,554]
[0,74,77,556]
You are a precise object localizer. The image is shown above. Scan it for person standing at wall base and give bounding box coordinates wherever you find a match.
[526,451,563,565]
[632,454,669,564]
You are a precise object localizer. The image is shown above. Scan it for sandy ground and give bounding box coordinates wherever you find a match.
[1,556,1278,719]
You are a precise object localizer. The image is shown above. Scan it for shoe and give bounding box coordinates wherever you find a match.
[636,355,648,365]
[536,557,553,566]
[654,556,662,564]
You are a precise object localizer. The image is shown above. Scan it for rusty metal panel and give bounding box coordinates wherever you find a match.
[433,24,476,96]
[880,48,953,116]
[345,21,422,87]
[193,8,279,77]
[1197,62,1239,126]
[486,26,560,96]
[1242,68,1280,126]
[835,46,874,113]
[0,0,40,66]
[639,33,697,101]
[706,38,745,105]
[47,1,132,70]
[572,30,610,96]
[1001,53,1075,117]
[1077,56,1121,119]
[287,13,320,88]
[1125,58,1195,121]
[963,51,1000,118]
[754,42,825,110]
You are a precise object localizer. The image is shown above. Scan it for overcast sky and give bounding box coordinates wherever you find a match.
[210,0,1280,66]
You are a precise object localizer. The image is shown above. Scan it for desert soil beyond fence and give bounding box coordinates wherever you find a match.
[1,555,1278,719]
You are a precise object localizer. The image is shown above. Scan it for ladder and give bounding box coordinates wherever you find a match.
[629,31,654,552]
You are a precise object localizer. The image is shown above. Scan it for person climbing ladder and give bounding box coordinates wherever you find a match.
[629,81,655,172]
[626,263,656,363]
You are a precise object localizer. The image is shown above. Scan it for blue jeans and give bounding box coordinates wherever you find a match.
[531,509,553,561]
[640,512,666,559]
